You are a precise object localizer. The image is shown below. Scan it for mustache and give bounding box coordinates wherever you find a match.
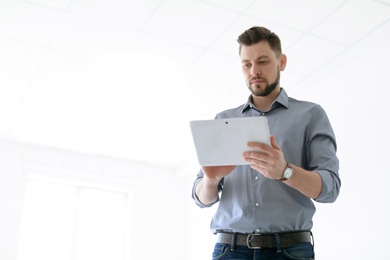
[250,75,266,83]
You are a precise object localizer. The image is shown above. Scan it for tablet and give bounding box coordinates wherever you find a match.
[189,117,271,166]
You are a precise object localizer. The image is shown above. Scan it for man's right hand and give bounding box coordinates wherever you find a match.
[202,165,236,182]
[195,165,236,206]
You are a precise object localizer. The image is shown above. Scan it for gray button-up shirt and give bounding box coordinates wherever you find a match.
[192,89,341,234]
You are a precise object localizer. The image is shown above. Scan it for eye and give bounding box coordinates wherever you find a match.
[243,63,251,69]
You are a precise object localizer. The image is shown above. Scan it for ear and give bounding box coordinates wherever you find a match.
[279,54,287,71]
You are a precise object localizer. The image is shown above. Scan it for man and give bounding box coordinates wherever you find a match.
[192,26,341,259]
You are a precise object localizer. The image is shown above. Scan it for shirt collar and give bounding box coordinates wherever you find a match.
[241,88,289,113]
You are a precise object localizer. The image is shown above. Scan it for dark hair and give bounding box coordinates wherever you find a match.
[237,26,282,57]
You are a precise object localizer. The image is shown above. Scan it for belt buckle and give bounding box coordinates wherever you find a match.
[246,233,261,249]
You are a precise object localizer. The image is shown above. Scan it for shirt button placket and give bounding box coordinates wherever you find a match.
[254,175,259,207]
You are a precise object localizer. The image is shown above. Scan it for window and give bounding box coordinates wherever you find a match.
[17,175,133,260]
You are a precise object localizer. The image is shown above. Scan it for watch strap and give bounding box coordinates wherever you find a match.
[279,163,292,181]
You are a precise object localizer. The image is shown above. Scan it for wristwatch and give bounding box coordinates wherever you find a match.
[280,163,293,181]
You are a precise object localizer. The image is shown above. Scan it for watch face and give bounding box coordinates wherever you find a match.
[284,167,293,178]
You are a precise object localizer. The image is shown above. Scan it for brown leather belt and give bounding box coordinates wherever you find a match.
[216,231,312,249]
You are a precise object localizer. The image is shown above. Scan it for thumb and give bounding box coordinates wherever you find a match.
[270,135,281,150]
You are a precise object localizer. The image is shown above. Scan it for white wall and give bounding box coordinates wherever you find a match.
[0,140,194,260]
[2,119,390,260]
[0,141,27,260]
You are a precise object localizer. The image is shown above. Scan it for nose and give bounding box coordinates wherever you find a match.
[250,65,260,76]
[250,71,261,77]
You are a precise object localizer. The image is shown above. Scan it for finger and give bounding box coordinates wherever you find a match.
[270,135,281,150]
[247,141,268,150]
[243,151,268,164]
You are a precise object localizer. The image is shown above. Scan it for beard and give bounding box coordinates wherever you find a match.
[248,69,280,97]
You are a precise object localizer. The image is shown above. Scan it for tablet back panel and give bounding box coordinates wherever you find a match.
[190,117,270,166]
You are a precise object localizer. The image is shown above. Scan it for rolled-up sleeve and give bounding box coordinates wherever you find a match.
[191,169,223,208]
[307,106,341,203]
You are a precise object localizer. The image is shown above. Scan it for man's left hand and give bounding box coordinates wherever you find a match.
[242,135,287,180]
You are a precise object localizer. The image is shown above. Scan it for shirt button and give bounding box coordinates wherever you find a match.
[255,176,259,180]
[255,203,259,207]
[256,229,261,233]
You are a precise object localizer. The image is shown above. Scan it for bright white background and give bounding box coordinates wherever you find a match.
[0,0,390,259]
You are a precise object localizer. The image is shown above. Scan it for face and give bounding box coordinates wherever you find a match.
[240,41,286,97]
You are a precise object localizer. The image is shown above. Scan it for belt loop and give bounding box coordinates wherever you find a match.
[274,233,282,253]
[230,233,236,252]
[310,230,315,249]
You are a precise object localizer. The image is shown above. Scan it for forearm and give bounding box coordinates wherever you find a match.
[195,177,221,206]
[284,164,322,199]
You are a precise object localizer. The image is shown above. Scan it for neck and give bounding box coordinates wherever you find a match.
[252,87,281,112]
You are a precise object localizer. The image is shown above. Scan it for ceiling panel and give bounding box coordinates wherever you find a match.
[142,0,239,47]
[247,0,346,31]
[34,13,129,84]
[0,70,32,100]
[8,76,83,143]
[186,50,242,92]
[120,30,204,69]
[312,0,390,45]
[0,38,45,75]
[209,15,305,56]
[285,35,346,75]
[280,70,305,91]
[0,96,24,137]
[22,0,71,10]
[376,0,390,4]
[291,18,390,100]
[200,0,254,12]
[69,0,162,29]
[0,0,389,169]
[0,1,64,45]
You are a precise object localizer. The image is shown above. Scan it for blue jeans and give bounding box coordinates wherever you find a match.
[212,242,314,260]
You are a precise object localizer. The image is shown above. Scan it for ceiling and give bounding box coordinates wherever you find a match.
[0,0,389,170]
